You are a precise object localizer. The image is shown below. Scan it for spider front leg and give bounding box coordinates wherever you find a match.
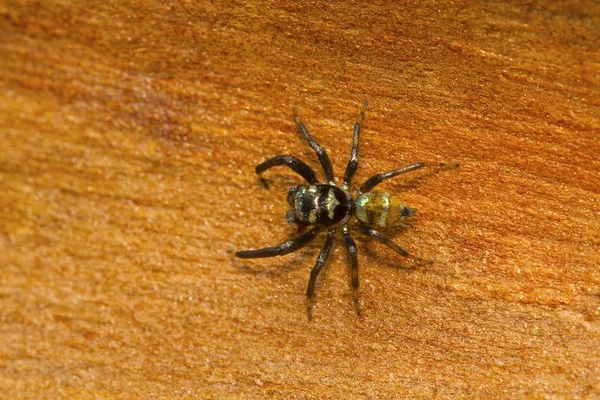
[358,225,433,265]
[293,106,335,184]
[306,229,336,321]
[235,227,321,258]
[343,225,361,316]
[342,101,368,190]
[255,155,318,188]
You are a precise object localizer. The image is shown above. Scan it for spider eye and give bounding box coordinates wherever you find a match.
[287,185,299,206]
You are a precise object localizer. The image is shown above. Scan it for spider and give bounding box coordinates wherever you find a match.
[236,102,458,320]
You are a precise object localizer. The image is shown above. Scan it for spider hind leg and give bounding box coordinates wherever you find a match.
[358,225,433,265]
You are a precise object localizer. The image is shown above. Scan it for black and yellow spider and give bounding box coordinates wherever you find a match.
[236,102,458,320]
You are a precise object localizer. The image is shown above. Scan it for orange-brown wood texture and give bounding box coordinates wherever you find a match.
[1,0,599,398]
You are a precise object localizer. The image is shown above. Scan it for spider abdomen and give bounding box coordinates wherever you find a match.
[354,192,416,227]
[287,184,353,227]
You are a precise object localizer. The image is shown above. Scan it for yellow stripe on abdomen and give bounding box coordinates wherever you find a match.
[354,192,390,227]
[354,192,414,227]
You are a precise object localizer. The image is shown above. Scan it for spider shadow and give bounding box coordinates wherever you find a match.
[257,174,304,191]
[355,222,429,273]
[361,244,426,272]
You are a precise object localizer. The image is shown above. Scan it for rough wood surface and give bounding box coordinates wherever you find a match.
[1,1,599,398]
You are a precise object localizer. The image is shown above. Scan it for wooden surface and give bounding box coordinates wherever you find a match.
[1,0,599,398]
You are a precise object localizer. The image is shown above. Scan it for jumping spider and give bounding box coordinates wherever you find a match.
[236,102,458,320]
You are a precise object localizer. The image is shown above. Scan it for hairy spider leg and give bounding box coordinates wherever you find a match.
[306,229,336,321]
[255,155,318,186]
[342,101,369,190]
[342,225,360,315]
[360,162,424,193]
[235,227,321,258]
[360,162,460,193]
[358,225,433,264]
[293,106,335,184]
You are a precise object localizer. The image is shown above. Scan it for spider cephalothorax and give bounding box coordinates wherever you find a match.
[286,185,353,227]
[236,102,458,320]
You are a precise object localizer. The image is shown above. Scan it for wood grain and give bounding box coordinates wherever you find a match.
[1,0,599,398]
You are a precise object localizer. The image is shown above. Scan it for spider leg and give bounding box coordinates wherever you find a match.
[342,225,360,316]
[342,101,369,190]
[255,155,318,185]
[358,225,433,265]
[359,162,459,193]
[293,106,335,184]
[306,228,336,321]
[235,227,321,258]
